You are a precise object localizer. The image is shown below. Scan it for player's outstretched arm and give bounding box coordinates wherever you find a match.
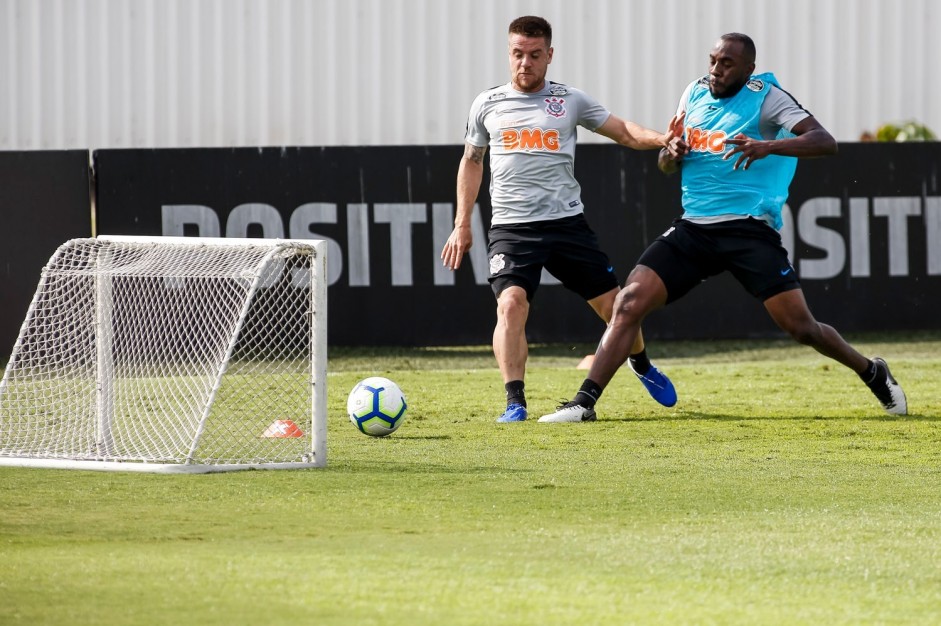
[441,143,486,271]
[723,116,837,170]
[595,111,686,151]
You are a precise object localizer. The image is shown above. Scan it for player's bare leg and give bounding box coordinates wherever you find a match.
[590,267,667,386]
[764,289,868,371]
[494,286,530,422]
[540,266,670,422]
[764,288,907,414]
[587,286,676,407]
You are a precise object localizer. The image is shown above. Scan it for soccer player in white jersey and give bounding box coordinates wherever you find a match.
[541,33,907,423]
[440,15,686,423]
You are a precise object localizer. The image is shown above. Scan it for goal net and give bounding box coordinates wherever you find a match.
[0,236,327,473]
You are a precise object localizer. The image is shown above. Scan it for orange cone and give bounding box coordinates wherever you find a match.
[260,419,304,438]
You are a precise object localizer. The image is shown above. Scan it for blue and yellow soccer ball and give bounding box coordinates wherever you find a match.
[347,377,407,437]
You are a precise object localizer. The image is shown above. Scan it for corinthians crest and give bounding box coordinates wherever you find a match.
[544,97,566,118]
[489,253,506,275]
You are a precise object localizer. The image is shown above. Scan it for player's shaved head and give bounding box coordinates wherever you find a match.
[718,32,756,64]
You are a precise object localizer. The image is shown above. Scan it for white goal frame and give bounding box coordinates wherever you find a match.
[0,235,328,473]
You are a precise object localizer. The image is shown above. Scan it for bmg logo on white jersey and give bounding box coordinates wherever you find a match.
[499,127,561,152]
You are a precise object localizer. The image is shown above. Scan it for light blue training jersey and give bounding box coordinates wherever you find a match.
[678,72,804,230]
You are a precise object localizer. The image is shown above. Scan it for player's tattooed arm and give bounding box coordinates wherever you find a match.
[443,143,486,270]
[463,143,487,165]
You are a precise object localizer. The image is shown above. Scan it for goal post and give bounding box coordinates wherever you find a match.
[0,235,328,473]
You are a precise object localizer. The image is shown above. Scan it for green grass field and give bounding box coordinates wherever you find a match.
[2,332,940,625]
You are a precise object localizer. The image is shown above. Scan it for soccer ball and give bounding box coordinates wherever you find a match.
[347,377,407,437]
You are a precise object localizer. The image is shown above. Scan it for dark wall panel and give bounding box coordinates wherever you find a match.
[0,151,92,358]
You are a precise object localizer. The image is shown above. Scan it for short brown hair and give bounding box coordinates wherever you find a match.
[508,16,552,47]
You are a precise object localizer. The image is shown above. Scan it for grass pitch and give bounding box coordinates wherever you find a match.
[2,332,940,625]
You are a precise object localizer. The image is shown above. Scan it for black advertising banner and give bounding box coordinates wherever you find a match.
[782,144,941,334]
[94,147,500,346]
[93,144,941,346]
[0,151,92,357]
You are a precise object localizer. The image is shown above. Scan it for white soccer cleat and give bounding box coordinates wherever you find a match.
[867,357,908,416]
[537,402,597,423]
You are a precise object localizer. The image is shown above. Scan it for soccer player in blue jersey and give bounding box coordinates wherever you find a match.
[440,16,686,423]
[540,32,907,422]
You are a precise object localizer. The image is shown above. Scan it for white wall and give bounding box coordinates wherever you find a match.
[1,0,938,149]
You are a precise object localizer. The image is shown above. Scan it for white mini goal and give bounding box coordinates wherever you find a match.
[0,235,327,473]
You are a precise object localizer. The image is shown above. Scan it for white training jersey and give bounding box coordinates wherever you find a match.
[464,81,611,225]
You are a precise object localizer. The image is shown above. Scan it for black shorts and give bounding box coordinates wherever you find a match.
[488,214,619,301]
[637,217,800,303]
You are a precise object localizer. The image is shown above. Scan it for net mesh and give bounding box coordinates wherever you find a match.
[0,238,320,468]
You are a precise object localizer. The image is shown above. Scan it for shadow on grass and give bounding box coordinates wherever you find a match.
[329,460,516,474]
[601,411,941,423]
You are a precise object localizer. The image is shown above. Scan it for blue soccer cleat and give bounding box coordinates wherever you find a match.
[496,403,528,423]
[629,362,677,407]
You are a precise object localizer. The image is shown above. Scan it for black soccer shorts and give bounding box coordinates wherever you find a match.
[637,217,801,303]
[487,213,619,302]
